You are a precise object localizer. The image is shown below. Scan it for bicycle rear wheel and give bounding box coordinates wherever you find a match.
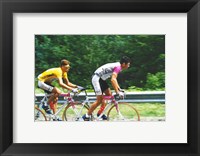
[62,103,90,121]
[107,103,140,121]
[34,105,47,121]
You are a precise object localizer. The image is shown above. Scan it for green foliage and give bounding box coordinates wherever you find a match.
[145,72,165,90]
[127,86,143,91]
[35,35,165,91]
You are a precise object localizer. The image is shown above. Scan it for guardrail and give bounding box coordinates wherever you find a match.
[35,91,165,104]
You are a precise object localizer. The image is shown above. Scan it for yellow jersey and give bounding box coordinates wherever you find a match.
[38,67,68,82]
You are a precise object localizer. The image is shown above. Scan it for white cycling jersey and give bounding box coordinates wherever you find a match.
[94,62,122,80]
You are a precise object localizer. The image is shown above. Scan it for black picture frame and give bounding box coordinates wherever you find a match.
[0,0,199,156]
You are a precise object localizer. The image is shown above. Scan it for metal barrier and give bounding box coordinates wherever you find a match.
[35,91,165,104]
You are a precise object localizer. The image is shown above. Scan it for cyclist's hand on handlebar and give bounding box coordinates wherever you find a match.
[72,88,79,94]
[117,91,125,99]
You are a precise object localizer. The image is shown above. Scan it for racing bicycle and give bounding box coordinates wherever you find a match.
[62,91,140,121]
[34,88,88,121]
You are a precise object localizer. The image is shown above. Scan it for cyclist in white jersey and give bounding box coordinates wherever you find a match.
[82,56,131,121]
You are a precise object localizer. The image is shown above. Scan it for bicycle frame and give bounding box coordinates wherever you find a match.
[95,95,125,121]
[94,95,115,121]
[62,90,91,121]
[60,93,83,119]
[36,93,52,110]
[36,92,79,120]
[52,92,83,120]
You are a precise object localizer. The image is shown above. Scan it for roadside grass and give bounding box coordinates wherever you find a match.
[131,103,165,117]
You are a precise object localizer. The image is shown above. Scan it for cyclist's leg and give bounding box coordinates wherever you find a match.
[88,95,103,115]
[104,88,112,95]
[83,75,103,120]
[38,81,60,114]
[97,79,111,115]
[51,93,59,114]
[38,81,54,114]
[49,88,61,114]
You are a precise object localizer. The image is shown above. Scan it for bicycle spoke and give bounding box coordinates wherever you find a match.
[63,103,89,121]
[107,103,140,121]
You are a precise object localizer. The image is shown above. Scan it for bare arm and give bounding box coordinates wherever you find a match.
[111,73,120,94]
[63,77,77,88]
[58,77,74,91]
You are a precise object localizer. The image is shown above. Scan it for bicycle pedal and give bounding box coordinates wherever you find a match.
[76,117,84,121]
[75,117,80,121]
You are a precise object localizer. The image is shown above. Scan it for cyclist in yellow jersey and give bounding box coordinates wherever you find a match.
[37,59,84,118]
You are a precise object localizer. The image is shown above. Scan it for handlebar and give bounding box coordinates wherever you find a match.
[103,91,126,101]
[114,94,125,101]
[60,87,88,98]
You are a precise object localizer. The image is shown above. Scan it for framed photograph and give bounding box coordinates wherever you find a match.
[0,0,199,155]
[34,34,165,123]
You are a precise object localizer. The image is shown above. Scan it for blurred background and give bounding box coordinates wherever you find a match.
[35,35,165,92]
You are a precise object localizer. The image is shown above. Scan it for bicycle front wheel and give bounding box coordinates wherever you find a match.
[62,103,90,121]
[34,105,47,121]
[107,103,140,121]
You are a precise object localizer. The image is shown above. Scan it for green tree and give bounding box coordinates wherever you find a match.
[35,35,165,91]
